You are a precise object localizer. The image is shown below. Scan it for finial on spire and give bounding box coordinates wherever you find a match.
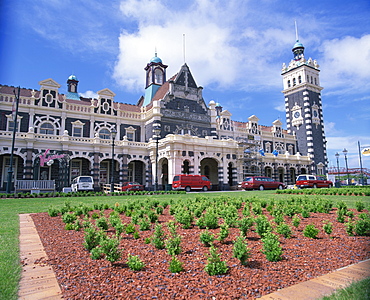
[295,20,299,41]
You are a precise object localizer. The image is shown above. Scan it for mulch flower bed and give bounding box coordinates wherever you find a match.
[31,205,370,299]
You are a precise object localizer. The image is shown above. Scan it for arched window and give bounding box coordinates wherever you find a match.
[298,76,301,84]
[40,122,54,135]
[293,78,296,86]
[154,69,163,84]
[314,78,317,85]
[99,128,111,139]
[287,80,291,88]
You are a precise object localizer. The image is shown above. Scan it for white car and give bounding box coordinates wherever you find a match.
[71,176,94,192]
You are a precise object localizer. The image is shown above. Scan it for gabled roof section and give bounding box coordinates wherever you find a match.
[38,78,61,90]
[174,63,197,88]
[97,88,116,98]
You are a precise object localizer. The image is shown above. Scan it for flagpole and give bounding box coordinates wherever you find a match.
[6,87,20,194]
[358,141,364,185]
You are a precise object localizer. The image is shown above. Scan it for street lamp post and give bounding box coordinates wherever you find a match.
[335,152,340,187]
[152,123,161,191]
[110,128,117,194]
[343,148,350,186]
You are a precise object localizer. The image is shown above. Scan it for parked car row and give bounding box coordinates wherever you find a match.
[70,173,333,193]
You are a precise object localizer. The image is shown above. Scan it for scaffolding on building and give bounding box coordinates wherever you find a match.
[238,135,262,181]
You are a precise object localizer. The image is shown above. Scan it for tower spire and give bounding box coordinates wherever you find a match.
[295,20,299,41]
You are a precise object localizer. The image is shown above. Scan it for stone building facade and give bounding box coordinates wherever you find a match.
[0,42,326,192]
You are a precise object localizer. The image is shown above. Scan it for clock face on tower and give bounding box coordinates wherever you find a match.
[294,111,300,118]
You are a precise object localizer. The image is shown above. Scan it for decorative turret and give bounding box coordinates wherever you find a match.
[143,52,168,106]
[66,74,80,100]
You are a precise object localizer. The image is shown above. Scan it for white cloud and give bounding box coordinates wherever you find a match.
[320,35,370,92]
[113,0,294,93]
[80,90,99,99]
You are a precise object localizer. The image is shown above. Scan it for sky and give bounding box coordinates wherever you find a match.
[1,0,370,172]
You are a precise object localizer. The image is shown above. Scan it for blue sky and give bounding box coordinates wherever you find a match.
[1,0,369,171]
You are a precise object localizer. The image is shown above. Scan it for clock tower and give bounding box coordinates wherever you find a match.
[281,40,328,175]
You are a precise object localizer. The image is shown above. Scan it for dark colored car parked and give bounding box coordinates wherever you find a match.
[241,176,286,191]
[121,182,144,191]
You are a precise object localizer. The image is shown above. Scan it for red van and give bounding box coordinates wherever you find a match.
[172,175,211,192]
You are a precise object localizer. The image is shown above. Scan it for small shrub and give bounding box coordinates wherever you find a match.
[127,254,145,271]
[200,230,215,247]
[354,219,370,236]
[292,215,301,228]
[218,224,229,243]
[83,227,105,251]
[276,223,292,238]
[238,217,254,236]
[133,231,140,239]
[96,217,109,230]
[303,224,319,239]
[101,237,121,264]
[323,221,333,237]
[261,232,283,262]
[165,235,182,256]
[355,201,365,212]
[90,247,103,260]
[151,224,166,249]
[125,223,136,234]
[345,221,354,236]
[48,206,59,217]
[337,209,345,223]
[204,246,228,276]
[255,215,272,238]
[91,212,100,219]
[169,256,184,273]
[62,212,77,224]
[301,209,310,218]
[233,234,250,265]
[139,217,151,231]
[203,209,219,229]
[64,223,74,230]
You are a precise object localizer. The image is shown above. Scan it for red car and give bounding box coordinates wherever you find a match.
[121,182,144,191]
[241,176,286,191]
[295,175,333,188]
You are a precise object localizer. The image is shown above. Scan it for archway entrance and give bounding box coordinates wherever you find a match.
[200,158,218,190]
[128,160,145,185]
[265,166,272,178]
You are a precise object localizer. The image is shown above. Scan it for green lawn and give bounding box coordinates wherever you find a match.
[1,191,369,300]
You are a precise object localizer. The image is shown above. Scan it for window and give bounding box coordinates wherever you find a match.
[45,94,53,104]
[99,128,111,139]
[293,78,296,86]
[72,120,84,137]
[127,132,134,141]
[154,69,163,84]
[73,127,82,137]
[102,102,109,112]
[125,126,136,141]
[40,122,54,135]
[298,76,302,84]
[287,80,291,88]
